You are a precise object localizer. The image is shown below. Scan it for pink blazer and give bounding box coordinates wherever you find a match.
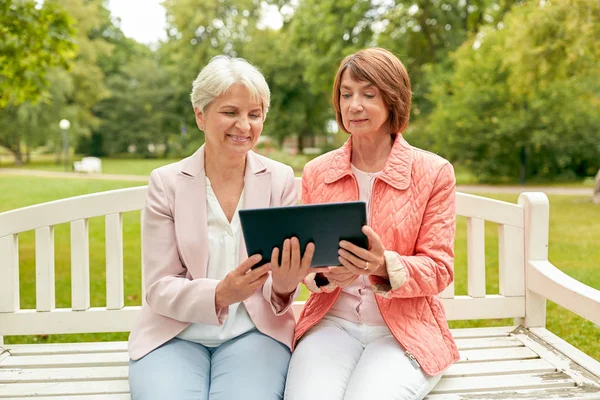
[128,146,298,360]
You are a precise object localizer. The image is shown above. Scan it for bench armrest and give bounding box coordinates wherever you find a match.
[528,260,600,325]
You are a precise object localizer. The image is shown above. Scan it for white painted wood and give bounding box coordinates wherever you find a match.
[458,347,538,363]
[0,380,130,397]
[71,219,90,311]
[454,336,523,350]
[512,328,600,387]
[0,366,128,383]
[8,396,130,400]
[530,327,600,379]
[444,358,555,378]
[426,387,600,400]
[439,281,454,299]
[450,326,515,339]
[35,226,55,312]
[518,192,549,328]
[0,186,147,237]
[0,307,141,336]
[294,177,302,201]
[456,193,524,227]
[431,371,574,394]
[442,295,524,320]
[499,224,525,297]
[6,341,127,356]
[467,217,486,298]
[1,352,128,368]
[0,234,19,312]
[528,260,600,326]
[105,213,124,310]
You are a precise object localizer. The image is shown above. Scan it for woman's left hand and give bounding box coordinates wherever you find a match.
[338,226,388,278]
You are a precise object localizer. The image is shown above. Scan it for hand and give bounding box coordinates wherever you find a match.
[215,255,270,309]
[271,237,328,297]
[322,267,359,289]
[338,226,387,277]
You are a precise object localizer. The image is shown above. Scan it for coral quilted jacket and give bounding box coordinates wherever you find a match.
[294,134,460,376]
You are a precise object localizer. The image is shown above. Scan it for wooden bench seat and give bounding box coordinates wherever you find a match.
[1,179,599,399]
[1,326,599,399]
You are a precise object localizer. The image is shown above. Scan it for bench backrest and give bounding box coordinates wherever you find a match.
[0,178,549,338]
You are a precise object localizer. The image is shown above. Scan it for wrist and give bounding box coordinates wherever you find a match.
[272,283,294,299]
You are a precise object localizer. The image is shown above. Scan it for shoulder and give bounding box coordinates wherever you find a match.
[250,151,294,178]
[303,148,340,177]
[411,147,455,179]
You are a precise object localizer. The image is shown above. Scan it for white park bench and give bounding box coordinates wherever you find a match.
[0,178,599,399]
[73,157,102,174]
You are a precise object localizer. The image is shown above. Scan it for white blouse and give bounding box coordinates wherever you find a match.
[176,178,256,346]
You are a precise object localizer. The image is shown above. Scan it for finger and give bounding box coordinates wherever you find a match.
[308,265,330,275]
[246,263,271,280]
[299,242,316,273]
[248,272,270,290]
[338,255,366,275]
[237,254,263,274]
[338,248,369,270]
[280,238,291,271]
[339,240,372,262]
[290,237,301,271]
[324,267,353,278]
[271,246,280,269]
[362,225,385,252]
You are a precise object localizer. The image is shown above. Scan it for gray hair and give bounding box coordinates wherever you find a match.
[190,55,270,118]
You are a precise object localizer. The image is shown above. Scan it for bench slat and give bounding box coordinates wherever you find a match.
[106,213,124,310]
[0,235,19,313]
[8,396,130,400]
[450,326,515,339]
[426,386,600,400]
[499,224,525,297]
[0,366,128,383]
[71,219,90,311]
[467,217,486,298]
[35,226,55,312]
[432,371,574,394]
[0,352,128,368]
[458,347,538,363]
[0,380,129,397]
[444,358,555,377]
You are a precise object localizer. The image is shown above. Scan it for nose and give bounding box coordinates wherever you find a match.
[349,96,363,113]
[235,115,251,132]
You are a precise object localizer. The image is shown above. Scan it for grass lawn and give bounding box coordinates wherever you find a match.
[0,176,598,360]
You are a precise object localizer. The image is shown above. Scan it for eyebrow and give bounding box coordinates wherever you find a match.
[219,105,263,112]
[340,83,375,91]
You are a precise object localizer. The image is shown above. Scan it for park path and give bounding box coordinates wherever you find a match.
[0,168,594,196]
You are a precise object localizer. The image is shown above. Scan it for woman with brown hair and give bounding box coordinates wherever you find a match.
[284,48,459,400]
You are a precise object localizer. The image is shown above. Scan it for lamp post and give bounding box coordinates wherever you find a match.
[59,119,70,172]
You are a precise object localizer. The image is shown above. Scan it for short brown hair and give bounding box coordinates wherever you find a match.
[332,48,412,134]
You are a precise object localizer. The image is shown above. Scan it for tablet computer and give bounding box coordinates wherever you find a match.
[239,201,368,268]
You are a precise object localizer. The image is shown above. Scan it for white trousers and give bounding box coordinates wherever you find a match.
[284,316,442,400]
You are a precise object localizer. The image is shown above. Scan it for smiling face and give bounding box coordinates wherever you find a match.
[195,83,264,158]
[339,69,390,138]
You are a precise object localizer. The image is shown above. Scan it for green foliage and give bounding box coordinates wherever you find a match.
[0,0,76,106]
[427,0,600,181]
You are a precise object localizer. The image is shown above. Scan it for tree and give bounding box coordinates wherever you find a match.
[0,0,75,107]
[427,0,600,182]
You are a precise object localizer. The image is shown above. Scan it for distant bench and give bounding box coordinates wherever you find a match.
[0,178,599,399]
[73,157,102,174]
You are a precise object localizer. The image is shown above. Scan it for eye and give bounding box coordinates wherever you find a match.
[250,113,262,119]
[341,93,352,99]
[364,93,375,99]
[222,111,235,116]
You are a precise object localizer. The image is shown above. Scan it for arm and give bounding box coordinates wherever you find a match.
[370,163,456,298]
[143,170,227,325]
[264,166,301,314]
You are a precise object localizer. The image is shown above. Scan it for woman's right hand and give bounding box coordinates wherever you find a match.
[215,254,270,309]
[322,266,359,289]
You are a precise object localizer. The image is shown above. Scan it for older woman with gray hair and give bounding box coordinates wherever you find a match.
[128,55,316,399]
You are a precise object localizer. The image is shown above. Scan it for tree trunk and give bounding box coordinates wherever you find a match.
[519,145,527,185]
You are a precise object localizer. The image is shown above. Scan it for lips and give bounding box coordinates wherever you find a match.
[350,119,368,124]
[227,134,250,142]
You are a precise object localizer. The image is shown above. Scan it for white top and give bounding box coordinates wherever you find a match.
[327,164,386,325]
[176,178,256,346]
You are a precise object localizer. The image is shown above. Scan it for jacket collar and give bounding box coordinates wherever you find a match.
[324,134,413,190]
[180,146,268,178]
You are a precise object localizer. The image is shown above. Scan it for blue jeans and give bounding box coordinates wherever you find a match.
[129,330,291,400]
